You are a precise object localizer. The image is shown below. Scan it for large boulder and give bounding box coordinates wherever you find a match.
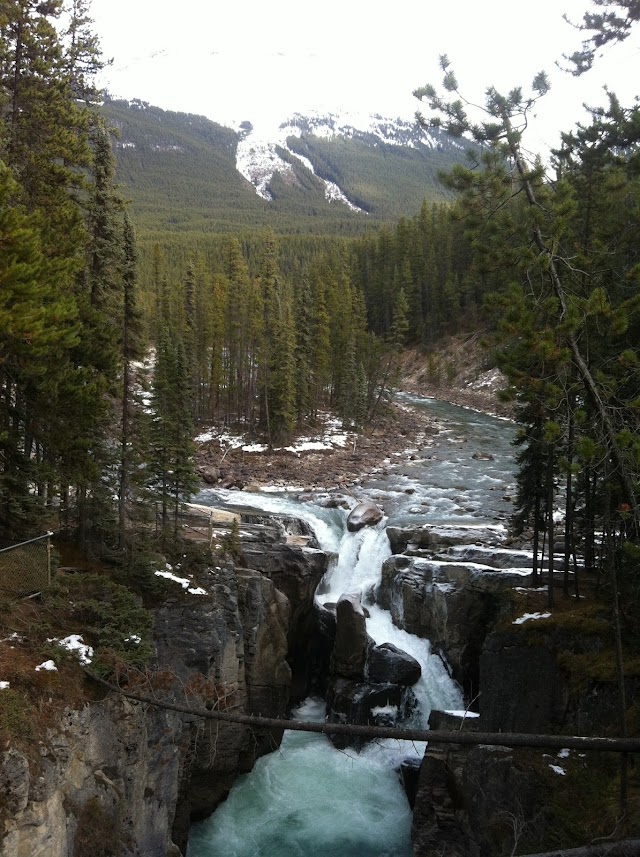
[347,500,383,532]
[329,592,369,680]
[367,643,421,686]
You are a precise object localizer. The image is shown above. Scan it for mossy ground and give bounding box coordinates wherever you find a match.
[512,747,640,853]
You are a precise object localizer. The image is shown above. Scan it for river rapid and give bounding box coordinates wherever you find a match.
[186,396,516,857]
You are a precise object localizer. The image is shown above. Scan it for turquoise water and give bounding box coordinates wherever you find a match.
[186,700,413,857]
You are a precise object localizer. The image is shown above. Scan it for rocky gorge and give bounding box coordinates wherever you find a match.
[1,394,637,856]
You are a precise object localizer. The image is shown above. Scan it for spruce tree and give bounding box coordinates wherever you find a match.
[149,327,198,543]
[118,212,144,549]
[0,161,78,538]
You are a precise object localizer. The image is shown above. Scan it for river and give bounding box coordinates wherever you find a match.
[186,396,516,857]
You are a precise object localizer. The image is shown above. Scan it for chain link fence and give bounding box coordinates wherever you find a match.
[0,533,53,598]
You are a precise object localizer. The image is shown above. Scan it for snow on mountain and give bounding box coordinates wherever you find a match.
[236,133,295,201]
[236,115,363,211]
[235,109,443,209]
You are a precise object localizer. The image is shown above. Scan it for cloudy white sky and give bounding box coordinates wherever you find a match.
[91,0,639,151]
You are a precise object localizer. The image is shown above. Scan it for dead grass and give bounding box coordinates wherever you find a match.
[0,567,154,759]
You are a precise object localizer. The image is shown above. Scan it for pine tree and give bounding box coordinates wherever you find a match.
[118,212,144,549]
[0,160,78,538]
[257,234,296,443]
[62,0,105,103]
[149,327,198,542]
[0,0,91,257]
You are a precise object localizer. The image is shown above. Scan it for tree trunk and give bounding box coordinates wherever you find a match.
[564,399,575,598]
[547,443,555,609]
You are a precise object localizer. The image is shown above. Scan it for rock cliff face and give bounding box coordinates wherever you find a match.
[412,715,542,857]
[375,544,530,695]
[1,508,329,857]
[1,697,186,857]
[155,561,294,850]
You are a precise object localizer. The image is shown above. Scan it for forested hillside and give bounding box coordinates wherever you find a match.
[102,98,460,238]
[0,0,476,554]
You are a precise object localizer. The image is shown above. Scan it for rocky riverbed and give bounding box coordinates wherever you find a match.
[195,404,440,493]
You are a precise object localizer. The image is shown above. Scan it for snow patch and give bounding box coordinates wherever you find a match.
[548,764,566,776]
[0,681,10,690]
[35,659,58,672]
[154,569,208,596]
[444,710,480,718]
[235,115,367,210]
[48,634,94,666]
[371,705,398,717]
[512,612,552,625]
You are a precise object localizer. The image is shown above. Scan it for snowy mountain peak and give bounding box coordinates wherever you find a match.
[235,109,443,209]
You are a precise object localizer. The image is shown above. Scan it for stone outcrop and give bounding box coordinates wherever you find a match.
[329,593,369,680]
[1,507,329,857]
[240,531,328,702]
[375,552,527,693]
[386,524,507,555]
[325,678,410,749]
[367,643,421,686]
[478,622,640,736]
[480,628,568,733]
[1,696,186,857]
[159,518,328,850]
[325,595,422,749]
[412,709,546,857]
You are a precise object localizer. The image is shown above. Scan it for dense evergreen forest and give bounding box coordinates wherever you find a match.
[1,0,640,661]
[101,97,462,237]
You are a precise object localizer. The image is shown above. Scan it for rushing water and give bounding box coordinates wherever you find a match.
[187,397,516,857]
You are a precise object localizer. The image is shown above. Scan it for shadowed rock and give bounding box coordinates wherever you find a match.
[329,593,369,679]
[367,643,422,686]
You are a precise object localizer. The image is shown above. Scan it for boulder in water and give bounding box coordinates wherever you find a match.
[367,643,422,686]
[329,593,369,679]
[326,677,407,749]
[347,500,383,532]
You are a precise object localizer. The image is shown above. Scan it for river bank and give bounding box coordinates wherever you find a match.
[195,402,442,493]
[195,340,510,494]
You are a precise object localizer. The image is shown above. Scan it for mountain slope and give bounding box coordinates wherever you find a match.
[103,98,465,236]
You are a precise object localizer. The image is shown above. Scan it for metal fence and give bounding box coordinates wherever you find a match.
[0,533,53,598]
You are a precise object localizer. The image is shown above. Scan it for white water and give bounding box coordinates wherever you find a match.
[188,398,516,857]
[187,493,461,857]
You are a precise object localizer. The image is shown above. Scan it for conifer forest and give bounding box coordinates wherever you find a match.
[2,2,640,855]
[0,0,639,592]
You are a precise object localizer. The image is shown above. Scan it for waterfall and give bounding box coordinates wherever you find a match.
[187,491,462,857]
[188,398,516,856]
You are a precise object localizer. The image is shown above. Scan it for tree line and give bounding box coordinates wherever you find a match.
[0,0,186,551]
[0,0,424,552]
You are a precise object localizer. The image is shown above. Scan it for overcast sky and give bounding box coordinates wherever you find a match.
[90,0,639,152]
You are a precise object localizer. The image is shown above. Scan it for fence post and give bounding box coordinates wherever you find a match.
[47,534,52,587]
